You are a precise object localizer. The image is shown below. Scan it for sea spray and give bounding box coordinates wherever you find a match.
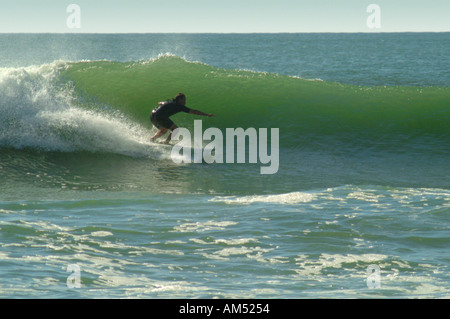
[0,62,165,158]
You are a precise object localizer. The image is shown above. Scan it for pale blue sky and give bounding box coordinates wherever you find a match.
[0,0,449,33]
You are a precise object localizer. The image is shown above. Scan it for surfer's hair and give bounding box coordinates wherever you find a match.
[174,93,186,102]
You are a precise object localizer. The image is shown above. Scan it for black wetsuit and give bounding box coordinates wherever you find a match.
[150,100,191,129]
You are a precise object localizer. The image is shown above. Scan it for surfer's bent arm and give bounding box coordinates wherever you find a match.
[189,109,216,117]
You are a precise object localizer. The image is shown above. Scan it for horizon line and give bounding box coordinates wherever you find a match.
[1,31,449,35]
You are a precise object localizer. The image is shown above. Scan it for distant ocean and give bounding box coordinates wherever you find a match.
[0,33,449,298]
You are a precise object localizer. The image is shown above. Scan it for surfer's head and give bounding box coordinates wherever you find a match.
[174,93,186,105]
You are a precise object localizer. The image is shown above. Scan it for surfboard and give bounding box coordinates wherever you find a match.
[150,140,173,147]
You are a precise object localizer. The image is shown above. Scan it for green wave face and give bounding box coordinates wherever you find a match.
[62,56,449,144]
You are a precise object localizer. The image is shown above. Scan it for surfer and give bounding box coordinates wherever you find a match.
[150,93,215,144]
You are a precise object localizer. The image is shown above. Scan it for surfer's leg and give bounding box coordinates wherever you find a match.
[151,128,167,141]
[163,124,178,144]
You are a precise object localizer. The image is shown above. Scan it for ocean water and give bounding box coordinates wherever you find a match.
[0,33,449,299]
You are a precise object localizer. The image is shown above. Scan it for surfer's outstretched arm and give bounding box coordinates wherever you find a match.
[189,109,216,117]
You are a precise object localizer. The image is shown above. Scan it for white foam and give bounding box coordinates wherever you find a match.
[210,191,316,205]
[0,62,166,159]
[173,220,238,233]
[90,231,114,237]
[347,191,384,203]
[189,237,259,245]
[294,253,388,276]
